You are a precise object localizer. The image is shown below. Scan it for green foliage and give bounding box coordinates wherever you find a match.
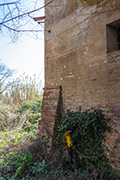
[17,99,42,125]
[19,99,42,113]
[0,68,45,179]
[0,98,41,132]
[0,151,47,179]
[0,103,21,131]
[0,98,42,164]
[58,107,119,179]
[0,98,42,179]
[0,151,93,180]
[0,100,119,179]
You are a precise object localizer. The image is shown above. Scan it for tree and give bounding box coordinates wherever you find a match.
[0,0,54,42]
[0,60,15,95]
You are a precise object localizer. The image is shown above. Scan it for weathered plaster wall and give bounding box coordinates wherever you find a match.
[44,0,120,172]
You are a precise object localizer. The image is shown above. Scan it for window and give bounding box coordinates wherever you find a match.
[106,19,120,53]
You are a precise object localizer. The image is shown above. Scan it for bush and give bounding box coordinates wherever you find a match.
[0,99,42,180]
[19,100,42,113]
[0,150,47,179]
[0,105,120,180]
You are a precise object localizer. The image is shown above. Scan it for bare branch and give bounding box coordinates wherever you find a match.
[0,60,15,94]
[0,0,55,41]
[0,0,55,26]
[3,24,44,32]
[1,0,120,42]
[0,1,19,7]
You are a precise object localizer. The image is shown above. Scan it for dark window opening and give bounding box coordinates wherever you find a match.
[106,19,120,53]
[118,27,120,50]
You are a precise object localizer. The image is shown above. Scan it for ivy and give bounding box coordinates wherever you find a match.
[58,107,119,179]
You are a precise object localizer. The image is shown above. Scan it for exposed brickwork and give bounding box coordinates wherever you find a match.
[38,85,62,149]
[43,0,120,172]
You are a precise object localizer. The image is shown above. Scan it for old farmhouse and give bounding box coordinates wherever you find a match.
[39,0,120,173]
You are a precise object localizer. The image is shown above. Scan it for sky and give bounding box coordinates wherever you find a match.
[0,0,45,86]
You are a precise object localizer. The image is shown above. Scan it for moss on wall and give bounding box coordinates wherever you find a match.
[66,0,120,16]
[80,0,120,8]
[67,0,79,15]
[80,0,120,16]
[81,0,100,6]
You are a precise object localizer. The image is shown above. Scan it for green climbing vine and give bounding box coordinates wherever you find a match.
[58,107,119,179]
